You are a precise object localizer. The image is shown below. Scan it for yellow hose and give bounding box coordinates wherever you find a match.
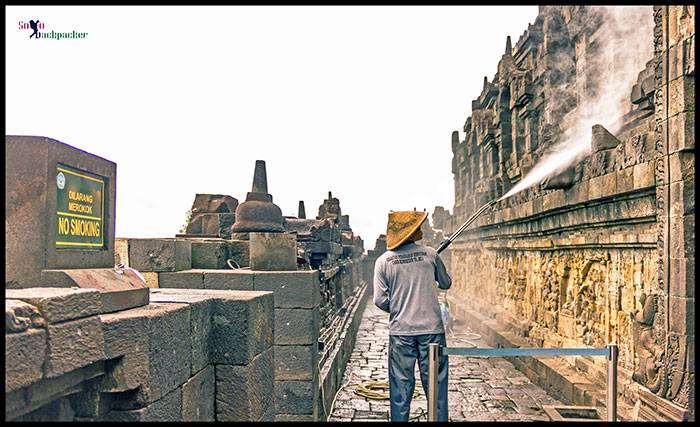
[353,380,419,400]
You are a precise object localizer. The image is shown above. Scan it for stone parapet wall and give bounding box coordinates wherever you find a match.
[158,268,323,420]
[5,287,274,422]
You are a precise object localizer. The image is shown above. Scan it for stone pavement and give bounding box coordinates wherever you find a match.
[329,301,561,422]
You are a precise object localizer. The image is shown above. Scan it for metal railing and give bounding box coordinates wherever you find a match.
[427,344,618,422]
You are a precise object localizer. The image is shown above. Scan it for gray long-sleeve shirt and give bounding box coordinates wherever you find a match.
[373,242,452,336]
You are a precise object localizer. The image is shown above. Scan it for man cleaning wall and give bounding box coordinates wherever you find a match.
[373,211,452,421]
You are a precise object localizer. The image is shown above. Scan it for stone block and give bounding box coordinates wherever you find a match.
[670,257,694,298]
[6,287,101,324]
[275,379,318,416]
[588,176,603,200]
[141,271,159,288]
[142,303,191,403]
[190,239,229,269]
[617,167,635,194]
[174,239,192,271]
[199,213,236,237]
[158,270,205,289]
[253,270,320,308]
[39,268,149,314]
[274,308,320,345]
[669,151,695,183]
[210,291,274,365]
[668,111,695,153]
[669,214,694,259]
[226,240,250,268]
[216,348,274,421]
[148,289,213,373]
[669,296,694,335]
[633,161,655,189]
[100,352,150,393]
[601,172,617,198]
[6,328,46,391]
[668,75,694,117]
[115,238,129,265]
[99,308,148,360]
[203,270,254,291]
[275,344,318,381]
[45,316,105,378]
[249,232,297,271]
[128,238,176,272]
[98,306,150,392]
[182,366,215,421]
[103,386,183,421]
[670,178,695,217]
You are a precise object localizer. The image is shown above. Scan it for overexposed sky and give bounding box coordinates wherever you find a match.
[6,6,538,248]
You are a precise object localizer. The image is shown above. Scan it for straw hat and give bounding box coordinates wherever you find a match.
[386,211,428,251]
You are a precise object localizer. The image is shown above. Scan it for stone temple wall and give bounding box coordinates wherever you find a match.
[446,5,694,421]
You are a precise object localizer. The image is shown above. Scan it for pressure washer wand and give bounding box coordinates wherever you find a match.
[436,199,498,254]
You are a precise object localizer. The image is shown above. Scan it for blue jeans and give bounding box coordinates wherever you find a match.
[388,333,449,421]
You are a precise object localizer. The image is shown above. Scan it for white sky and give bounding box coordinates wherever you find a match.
[6,6,538,249]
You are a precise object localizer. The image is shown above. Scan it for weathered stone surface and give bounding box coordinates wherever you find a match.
[141,271,159,288]
[203,270,254,291]
[100,352,150,393]
[6,287,101,324]
[103,386,183,421]
[99,308,148,359]
[249,232,297,271]
[16,396,77,421]
[275,344,317,381]
[275,379,317,415]
[210,291,274,365]
[148,289,213,373]
[226,240,250,268]
[253,270,320,308]
[190,240,229,269]
[11,361,106,421]
[6,299,44,333]
[39,268,149,314]
[274,308,320,345]
[127,238,172,272]
[45,316,105,378]
[115,238,129,265]
[216,347,274,421]
[158,270,205,289]
[182,365,215,421]
[174,239,192,271]
[5,328,46,391]
[139,303,191,404]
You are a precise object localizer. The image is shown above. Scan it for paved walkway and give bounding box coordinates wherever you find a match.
[329,301,561,422]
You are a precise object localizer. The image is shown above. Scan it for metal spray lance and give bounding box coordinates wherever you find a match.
[436,199,499,254]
